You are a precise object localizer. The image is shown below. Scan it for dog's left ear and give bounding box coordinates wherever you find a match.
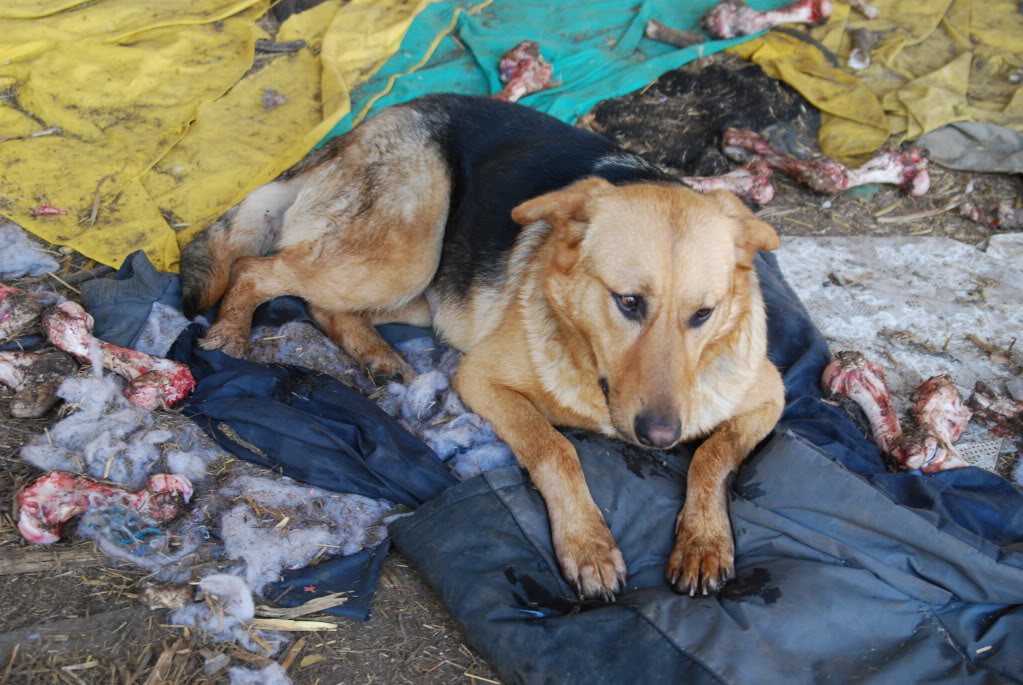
[707,190,780,270]
[511,177,613,272]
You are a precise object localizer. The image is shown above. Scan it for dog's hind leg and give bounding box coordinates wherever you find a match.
[180,181,300,318]
[197,253,295,358]
[310,307,416,384]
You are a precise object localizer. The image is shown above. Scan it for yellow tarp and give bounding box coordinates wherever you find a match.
[729,0,1023,163]
[0,0,432,271]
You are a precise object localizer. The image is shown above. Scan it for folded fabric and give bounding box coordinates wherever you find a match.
[80,250,183,349]
[169,324,454,507]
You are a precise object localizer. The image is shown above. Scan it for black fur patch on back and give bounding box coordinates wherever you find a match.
[405,94,673,300]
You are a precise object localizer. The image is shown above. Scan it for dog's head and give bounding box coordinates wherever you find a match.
[511,177,779,449]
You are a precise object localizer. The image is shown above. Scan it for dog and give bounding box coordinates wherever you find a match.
[180,93,784,598]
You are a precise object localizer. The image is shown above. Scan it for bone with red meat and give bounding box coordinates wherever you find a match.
[44,301,195,410]
[493,41,555,103]
[968,381,1023,438]
[723,128,930,196]
[898,375,972,471]
[958,199,1023,231]
[704,0,832,39]
[680,158,775,204]
[16,471,192,544]
[0,283,41,341]
[0,350,77,418]
[822,351,971,472]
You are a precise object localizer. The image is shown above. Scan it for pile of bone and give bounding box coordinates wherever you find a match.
[0,283,195,416]
[823,351,1023,473]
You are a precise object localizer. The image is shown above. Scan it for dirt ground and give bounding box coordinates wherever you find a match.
[1,48,1020,685]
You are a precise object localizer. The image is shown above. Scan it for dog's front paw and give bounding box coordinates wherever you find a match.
[552,512,627,601]
[198,324,250,358]
[667,509,735,596]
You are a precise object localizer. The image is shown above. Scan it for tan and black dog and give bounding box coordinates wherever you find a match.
[181,93,784,598]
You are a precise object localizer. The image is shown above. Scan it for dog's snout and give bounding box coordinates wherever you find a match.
[634,412,681,448]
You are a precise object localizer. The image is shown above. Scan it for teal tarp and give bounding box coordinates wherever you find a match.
[321,0,788,142]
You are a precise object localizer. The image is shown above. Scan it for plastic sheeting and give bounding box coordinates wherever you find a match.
[1,0,434,271]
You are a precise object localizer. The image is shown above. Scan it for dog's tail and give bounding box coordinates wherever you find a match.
[180,206,276,318]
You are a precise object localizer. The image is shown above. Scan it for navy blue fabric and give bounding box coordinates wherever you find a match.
[80,250,181,348]
[267,539,391,621]
[0,334,44,352]
[167,322,455,620]
[168,325,455,507]
[388,252,1023,684]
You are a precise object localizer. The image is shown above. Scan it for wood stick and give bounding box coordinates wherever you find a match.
[0,546,106,576]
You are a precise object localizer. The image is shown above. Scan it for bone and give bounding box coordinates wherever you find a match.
[31,205,67,216]
[723,128,930,196]
[17,471,192,544]
[493,41,555,103]
[680,159,775,204]
[0,350,77,417]
[0,283,41,340]
[704,0,833,39]
[822,351,901,454]
[847,27,877,70]
[44,301,196,410]
[895,375,972,472]
[968,381,1023,437]
[645,19,705,48]
[958,199,1023,230]
[822,352,970,472]
[848,0,879,19]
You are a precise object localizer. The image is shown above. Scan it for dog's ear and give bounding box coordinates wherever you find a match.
[706,190,780,270]
[511,177,613,272]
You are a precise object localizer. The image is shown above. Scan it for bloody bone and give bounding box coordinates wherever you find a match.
[0,350,77,418]
[822,351,900,453]
[645,19,705,48]
[958,199,1023,231]
[895,375,972,472]
[822,352,970,472]
[493,41,555,103]
[968,381,1023,437]
[703,0,832,39]
[848,0,879,19]
[847,28,877,71]
[43,301,195,410]
[680,159,775,204]
[16,471,192,545]
[31,205,67,216]
[723,128,930,196]
[0,283,41,340]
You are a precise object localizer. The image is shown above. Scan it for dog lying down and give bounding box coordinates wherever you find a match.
[181,94,784,598]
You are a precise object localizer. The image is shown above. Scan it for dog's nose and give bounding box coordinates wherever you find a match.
[634,413,681,448]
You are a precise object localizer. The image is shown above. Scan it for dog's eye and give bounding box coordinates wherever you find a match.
[613,293,645,321]
[689,307,714,327]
